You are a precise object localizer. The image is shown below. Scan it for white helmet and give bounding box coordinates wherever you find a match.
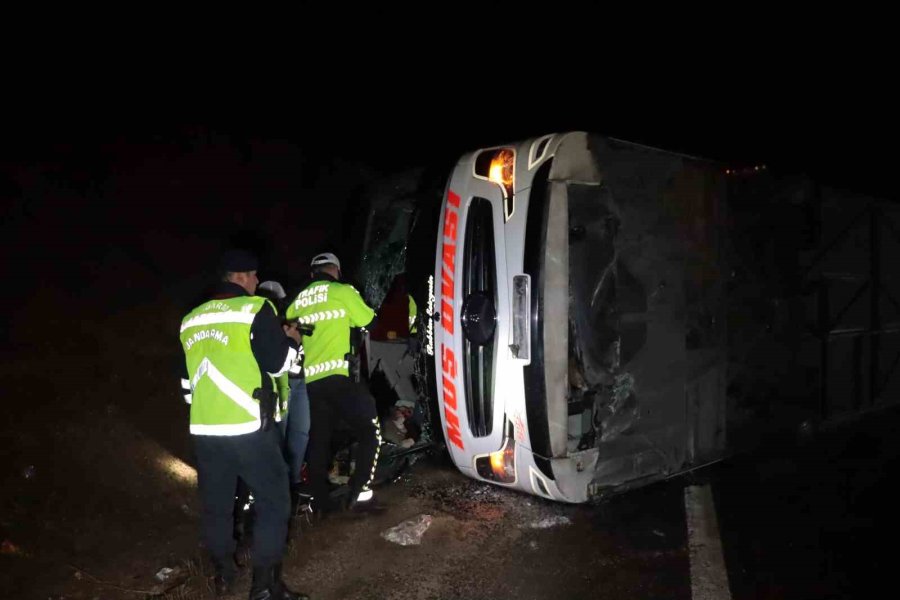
[310,252,341,270]
[258,280,286,300]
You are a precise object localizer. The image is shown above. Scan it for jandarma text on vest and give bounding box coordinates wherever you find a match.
[184,329,230,350]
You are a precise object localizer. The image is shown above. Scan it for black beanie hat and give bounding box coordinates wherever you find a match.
[218,249,258,273]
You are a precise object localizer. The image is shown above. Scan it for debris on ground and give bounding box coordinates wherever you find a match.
[407,476,579,528]
[154,567,176,582]
[525,515,572,529]
[381,514,433,546]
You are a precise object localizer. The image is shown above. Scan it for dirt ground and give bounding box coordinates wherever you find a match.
[2,438,690,600]
[0,278,201,600]
[0,278,688,600]
[291,467,688,600]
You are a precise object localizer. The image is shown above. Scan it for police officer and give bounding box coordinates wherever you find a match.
[179,249,308,600]
[286,252,382,514]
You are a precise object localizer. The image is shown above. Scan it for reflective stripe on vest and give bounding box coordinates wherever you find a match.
[295,309,346,324]
[304,359,349,377]
[188,357,261,435]
[286,280,374,383]
[180,310,256,332]
[181,296,271,436]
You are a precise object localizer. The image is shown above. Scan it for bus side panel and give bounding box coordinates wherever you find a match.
[555,134,727,493]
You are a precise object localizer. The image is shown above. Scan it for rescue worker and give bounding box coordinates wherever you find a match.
[286,252,383,514]
[179,249,308,600]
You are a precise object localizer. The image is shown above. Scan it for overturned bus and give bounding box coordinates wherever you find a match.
[354,131,900,503]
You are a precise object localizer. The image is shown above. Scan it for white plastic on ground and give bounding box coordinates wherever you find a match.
[525,515,572,529]
[380,514,433,546]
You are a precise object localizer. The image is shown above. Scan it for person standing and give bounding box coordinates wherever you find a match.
[286,252,382,514]
[259,280,311,509]
[180,250,308,599]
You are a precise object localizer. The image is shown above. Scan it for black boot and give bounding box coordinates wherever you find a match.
[249,565,309,600]
[274,563,309,600]
[345,492,387,515]
[212,557,237,597]
[249,566,274,600]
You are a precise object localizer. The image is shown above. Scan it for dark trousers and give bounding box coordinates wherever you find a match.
[193,427,290,572]
[306,375,381,506]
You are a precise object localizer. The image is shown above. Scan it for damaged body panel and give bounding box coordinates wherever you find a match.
[519,133,726,501]
[569,136,726,494]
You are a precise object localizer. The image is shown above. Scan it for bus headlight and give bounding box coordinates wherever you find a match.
[488,149,514,191]
[475,421,516,484]
[474,147,516,221]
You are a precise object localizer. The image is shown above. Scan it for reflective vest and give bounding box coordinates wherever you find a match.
[409,294,418,335]
[286,279,375,383]
[180,296,274,436]
[275,372,290,420]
